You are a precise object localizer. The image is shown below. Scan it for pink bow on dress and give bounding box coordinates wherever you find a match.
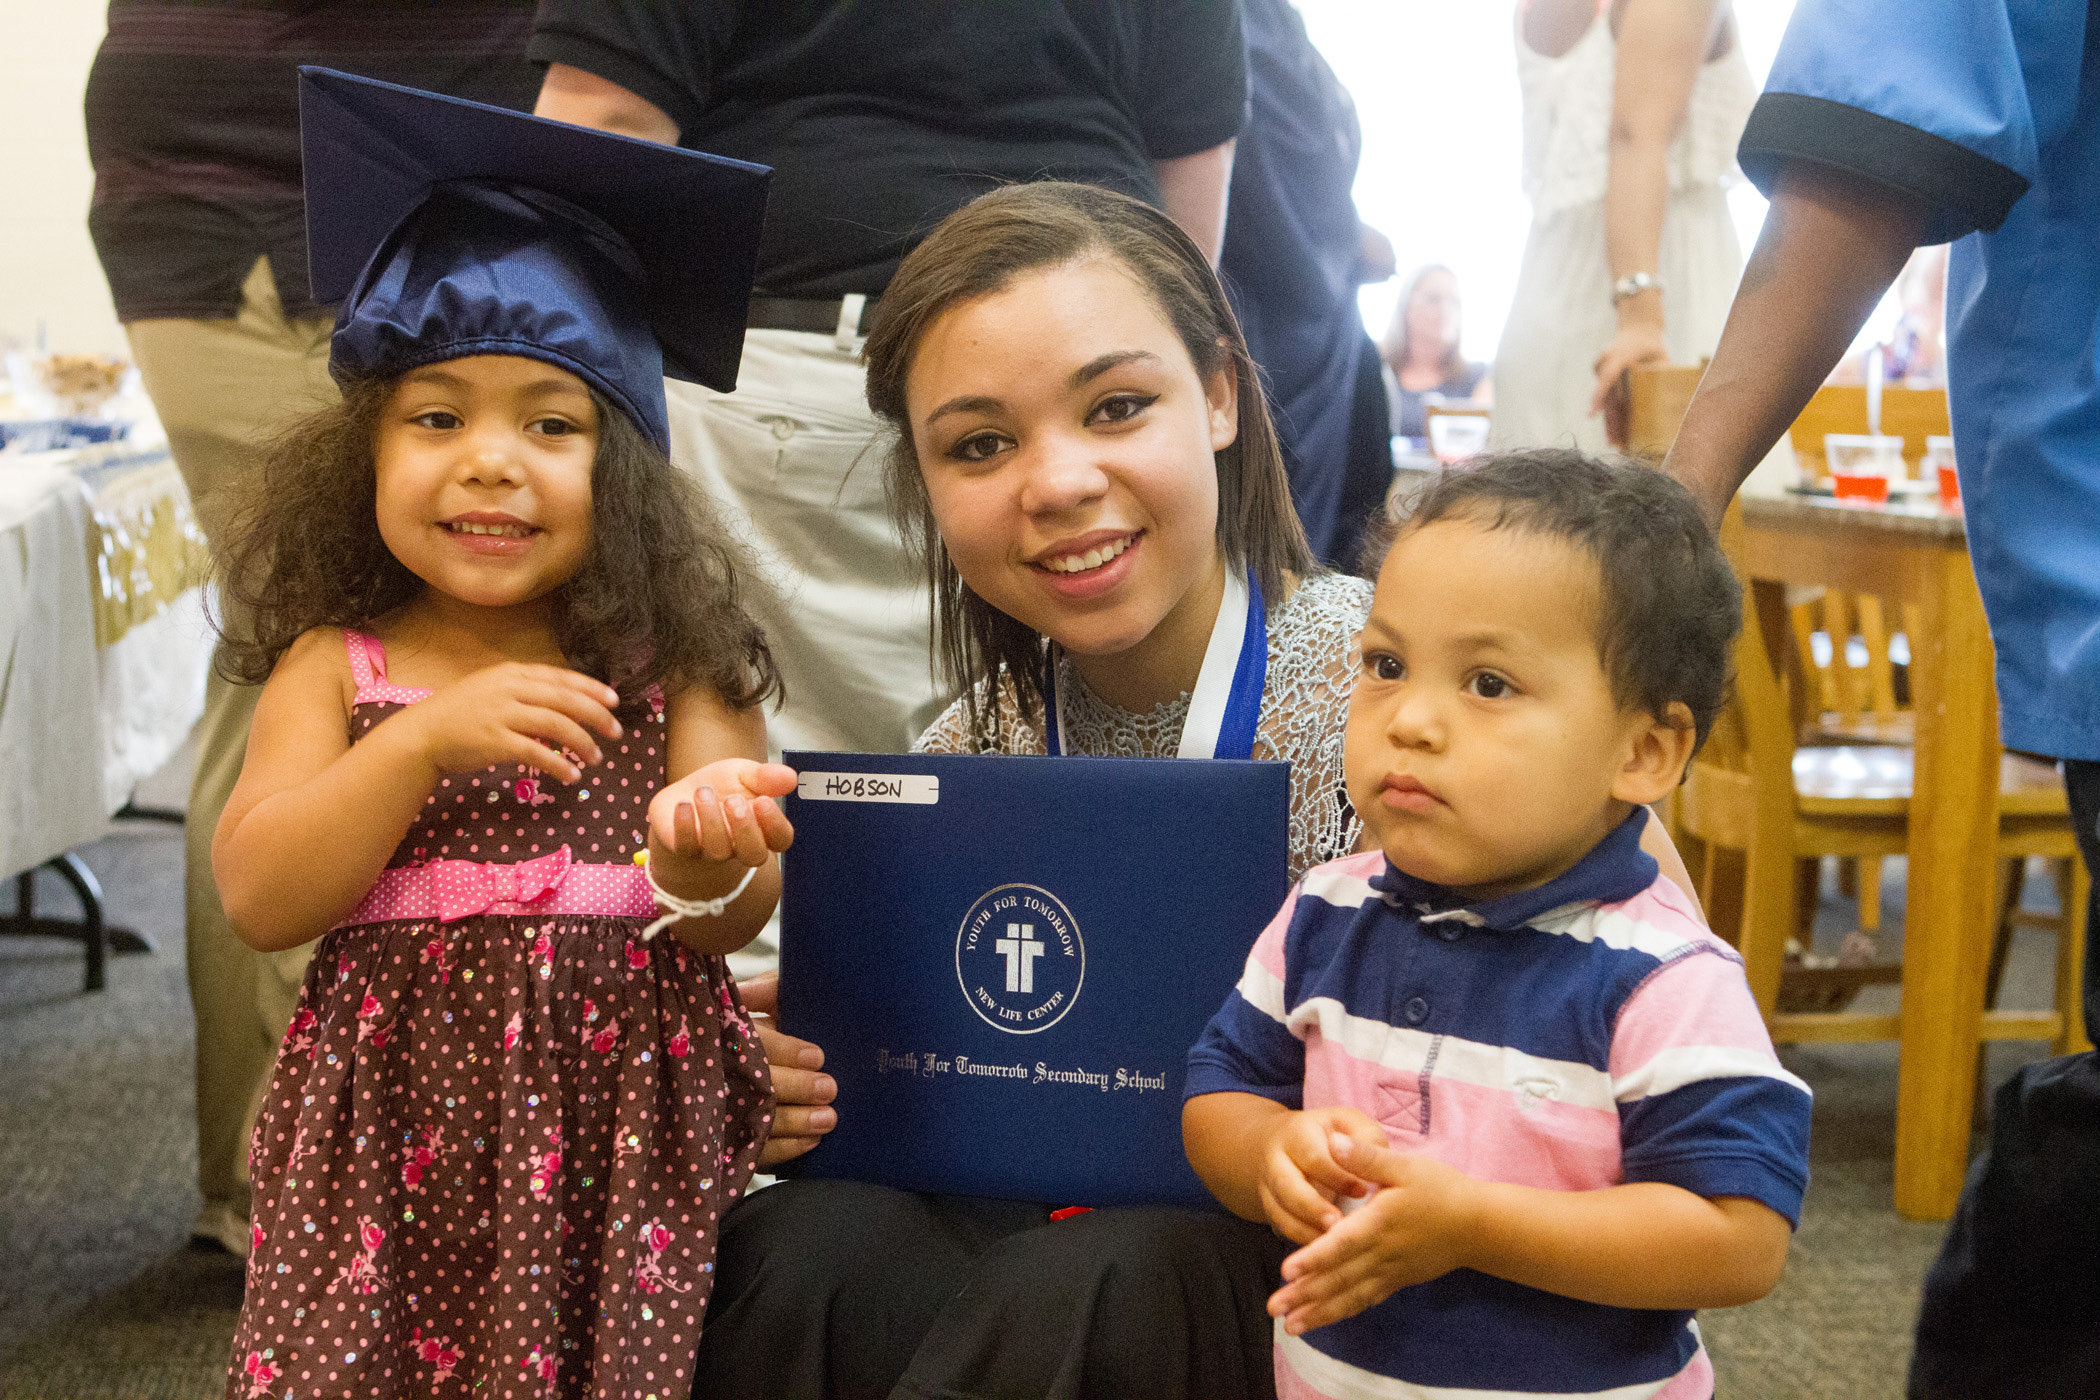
[429,846,573,922]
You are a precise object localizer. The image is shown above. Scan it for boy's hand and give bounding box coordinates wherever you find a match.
[1259,1107,1389,1245]
[1268,1134,1478,1335]
[399,663,622,781]
[650,759,797,868]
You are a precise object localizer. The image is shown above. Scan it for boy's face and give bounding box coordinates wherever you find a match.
[1344,516,1690,900]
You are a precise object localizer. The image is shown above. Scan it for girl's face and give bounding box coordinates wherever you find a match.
[374,355,598,613]
[906,256,1237,659]
[1406,270,1460,352]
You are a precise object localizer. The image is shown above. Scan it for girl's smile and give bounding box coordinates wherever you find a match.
[374,355,598,614]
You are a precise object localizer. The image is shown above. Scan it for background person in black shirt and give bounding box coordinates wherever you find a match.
[80,0,539,1259]
[1221,0,1396,572]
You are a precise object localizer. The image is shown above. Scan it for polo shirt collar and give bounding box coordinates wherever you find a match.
[1368,807,1657,932]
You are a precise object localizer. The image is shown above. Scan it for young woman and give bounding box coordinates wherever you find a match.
[705,181,1696,1400]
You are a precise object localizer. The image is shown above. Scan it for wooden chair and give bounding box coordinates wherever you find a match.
[1624,363,1707,461]
[1786,384,1950,481]
[1675,508,2090,1055]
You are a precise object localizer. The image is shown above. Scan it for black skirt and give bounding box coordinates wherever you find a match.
[692,1179,1289,1400]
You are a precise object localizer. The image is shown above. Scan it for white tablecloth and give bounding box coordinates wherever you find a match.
[0,435,210,879]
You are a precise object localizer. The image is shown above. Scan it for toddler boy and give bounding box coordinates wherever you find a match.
[1184,451,1810,1399]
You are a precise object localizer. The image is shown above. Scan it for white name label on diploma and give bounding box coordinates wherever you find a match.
[797,772,941,805]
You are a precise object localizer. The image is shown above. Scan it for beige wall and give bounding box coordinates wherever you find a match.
[1,1,122,357]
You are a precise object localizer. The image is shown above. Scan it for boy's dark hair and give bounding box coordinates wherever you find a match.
[214,374,780,708]
[863,180,1314,742]
[1372,450,1741,749]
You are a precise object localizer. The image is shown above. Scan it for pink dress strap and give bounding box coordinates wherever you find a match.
[344,629,432,705]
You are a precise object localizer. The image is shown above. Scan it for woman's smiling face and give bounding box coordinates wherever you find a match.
[905,255,1237,659]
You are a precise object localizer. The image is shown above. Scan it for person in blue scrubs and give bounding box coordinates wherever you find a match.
[1658,5,2100,1396]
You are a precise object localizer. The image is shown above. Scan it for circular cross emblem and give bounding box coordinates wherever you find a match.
[954,883,1085,1035]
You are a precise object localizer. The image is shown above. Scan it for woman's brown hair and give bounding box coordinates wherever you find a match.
[863,180,1313,740]
[1379,263,1470,385]
[214,374,780,709]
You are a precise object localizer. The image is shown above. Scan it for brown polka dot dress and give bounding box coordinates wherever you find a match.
[228,632,772,1400]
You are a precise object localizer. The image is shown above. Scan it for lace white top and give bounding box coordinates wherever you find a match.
[1516,13,1755,218]
[913,571,1374,883]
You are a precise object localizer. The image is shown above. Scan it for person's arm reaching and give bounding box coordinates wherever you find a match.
[1662,166,1927,526]
[1154,139,1235,267]
[535,62,679,144]
[1589,0,1724,428]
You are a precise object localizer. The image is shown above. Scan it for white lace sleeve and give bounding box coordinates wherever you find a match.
[909,672,1048,756]
[1251,573,1373,880]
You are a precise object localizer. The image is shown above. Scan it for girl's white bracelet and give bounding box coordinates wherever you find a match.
[638,855,758,942]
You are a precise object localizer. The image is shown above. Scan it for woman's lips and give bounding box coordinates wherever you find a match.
[1031,530,1142,600]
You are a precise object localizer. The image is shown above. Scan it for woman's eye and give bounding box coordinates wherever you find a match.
[1090,392,1158,426]
[412,411,462,430]
[1365,652,1404,682]
[532,417,580,437]
[1469,672,1511,699]
[949,431,1011,464]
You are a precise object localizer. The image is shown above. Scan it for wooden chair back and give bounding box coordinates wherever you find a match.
[1786,385,1950,480]
[1792,591,1907,737]
[1624,363,1707,460]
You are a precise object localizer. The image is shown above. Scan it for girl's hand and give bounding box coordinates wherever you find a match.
[1258,1106,1389,1246]
[398,663,623,782]
[1268,1135,1479,1335]
[650,759,797,868]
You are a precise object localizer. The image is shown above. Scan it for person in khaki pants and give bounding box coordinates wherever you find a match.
[124,257,336,1254]
[82,1,541,1255]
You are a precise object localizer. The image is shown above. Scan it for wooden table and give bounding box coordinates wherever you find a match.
[1735,488,1999,1221]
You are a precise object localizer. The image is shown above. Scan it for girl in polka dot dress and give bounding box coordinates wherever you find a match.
[208,72,789,1399]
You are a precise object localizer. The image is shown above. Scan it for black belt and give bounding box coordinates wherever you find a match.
[745,295,881,335]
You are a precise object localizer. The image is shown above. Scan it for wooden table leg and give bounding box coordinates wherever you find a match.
[1894,550,2002,1220]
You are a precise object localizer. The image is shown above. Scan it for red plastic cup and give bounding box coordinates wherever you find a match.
[1938,465,1961,510]
[1832,473,1890,504]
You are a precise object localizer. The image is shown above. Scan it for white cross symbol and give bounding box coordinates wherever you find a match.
[994,922,1045,994]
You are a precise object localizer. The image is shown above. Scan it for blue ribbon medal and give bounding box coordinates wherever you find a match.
[1043,567,1268,761]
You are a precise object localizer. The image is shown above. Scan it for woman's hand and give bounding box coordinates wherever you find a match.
[738,971,839,1166]
[649,759,797,870]
[1589,317,1672,442]
[396,662,623,782]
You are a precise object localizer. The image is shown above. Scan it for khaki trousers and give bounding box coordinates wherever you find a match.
[125,257,338,1237]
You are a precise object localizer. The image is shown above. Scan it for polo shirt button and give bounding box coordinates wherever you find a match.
[1404,996,1429,1025]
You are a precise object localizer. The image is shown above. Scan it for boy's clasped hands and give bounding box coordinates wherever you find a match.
[1258,1107,1474,1336]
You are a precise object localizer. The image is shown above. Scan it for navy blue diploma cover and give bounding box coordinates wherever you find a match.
[777,751,1289,1209]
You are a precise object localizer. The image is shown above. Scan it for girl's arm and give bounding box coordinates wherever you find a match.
[214,630,624,952]
[1267,1134,1791,1334]
[644,685,795,956]
[1589,0,1727,428]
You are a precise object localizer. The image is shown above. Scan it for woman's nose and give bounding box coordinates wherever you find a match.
[1017,437,1110,516]
[458,427,525,485]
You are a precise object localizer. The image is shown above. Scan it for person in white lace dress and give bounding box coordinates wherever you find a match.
[1489,0,1755,454]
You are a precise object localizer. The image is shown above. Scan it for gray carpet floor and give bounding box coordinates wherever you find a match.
[0,823,2063,1398]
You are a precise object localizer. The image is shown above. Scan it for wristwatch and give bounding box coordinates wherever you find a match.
[1611,271,1661,305]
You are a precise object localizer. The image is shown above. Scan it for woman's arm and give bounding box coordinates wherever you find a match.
[214,631,627,952]
[645,686,794,955]
[1589,0,1727,425]
[534,62,680,144]
[1153,139,1236,267]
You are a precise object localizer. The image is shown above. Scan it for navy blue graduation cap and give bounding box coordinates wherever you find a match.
[299,67,771,450]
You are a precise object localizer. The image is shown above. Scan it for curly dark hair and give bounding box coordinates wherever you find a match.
[862,180,1314,742]
[1373,450,1741,749]
[213,373,780,708]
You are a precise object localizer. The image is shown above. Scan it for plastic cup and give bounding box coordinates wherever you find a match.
[1832,473,1891,503]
